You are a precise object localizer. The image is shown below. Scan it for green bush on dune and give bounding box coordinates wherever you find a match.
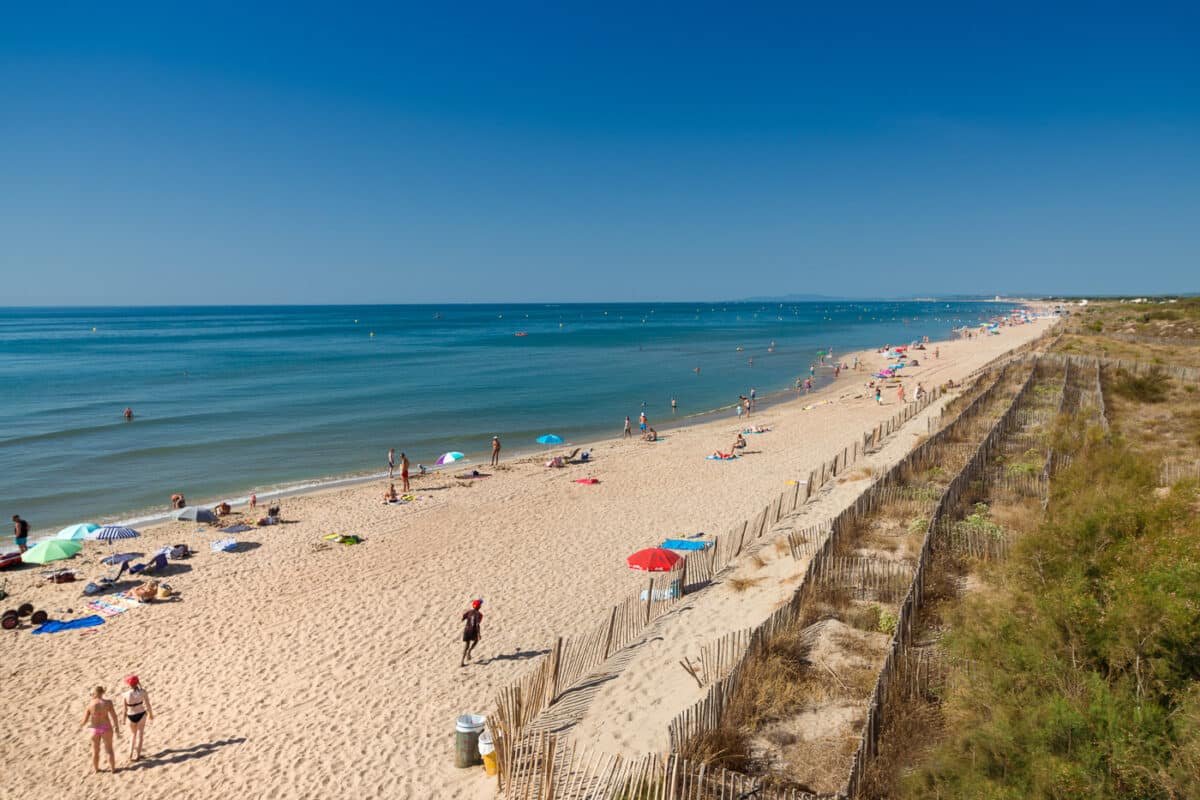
[904,442,1200,799]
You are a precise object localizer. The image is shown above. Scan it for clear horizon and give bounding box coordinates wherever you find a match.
[3,4,1197,304]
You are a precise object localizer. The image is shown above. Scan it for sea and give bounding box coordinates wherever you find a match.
[0,302,1010,535]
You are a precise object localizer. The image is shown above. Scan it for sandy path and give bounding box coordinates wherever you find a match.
[0,318,1051,800]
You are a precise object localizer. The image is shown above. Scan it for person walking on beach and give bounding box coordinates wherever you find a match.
[400,452,410,492]
[743,397,751,417]
[736,401,743,422]
[490,436,501,467]
[623,416,632,438]
[78,686,120,775]
[461,599,483,666]
[875,386,883,404]
[639,411,647,434]
[809,364,816,378]
[805,377,812,394]
[122,675,154,762]
[853,355,859,371]
[13,514,30,554]
[749,388,756,409]
[387,448,396,479]
[898,384,906,404]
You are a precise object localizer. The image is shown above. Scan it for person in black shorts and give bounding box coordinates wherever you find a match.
[13,514,29,554]
[461,599,483,667]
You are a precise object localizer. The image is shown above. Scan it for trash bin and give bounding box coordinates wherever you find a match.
[455,714,486,768]
[479,729,497,776]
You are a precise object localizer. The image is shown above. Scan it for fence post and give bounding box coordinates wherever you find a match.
[602,605,617,658]
[644,578,654,624]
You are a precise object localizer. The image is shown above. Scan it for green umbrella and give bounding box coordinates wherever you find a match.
[21,539,82,564]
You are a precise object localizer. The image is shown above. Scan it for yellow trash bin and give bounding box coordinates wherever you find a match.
[479,730,497,775]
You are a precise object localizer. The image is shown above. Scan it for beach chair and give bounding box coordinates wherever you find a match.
[564,447,580,462]
[98,561,128,586]
[131,552,168,575]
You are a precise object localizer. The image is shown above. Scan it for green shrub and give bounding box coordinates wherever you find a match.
[1112,368,1170,403]
[902,442,1200,799]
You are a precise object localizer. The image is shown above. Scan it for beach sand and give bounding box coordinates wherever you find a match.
[0,317,1053,799]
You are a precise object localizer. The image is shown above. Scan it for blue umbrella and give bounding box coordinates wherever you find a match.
[56,523,99,540]
[536,434,564,445]
[87,525,141,543]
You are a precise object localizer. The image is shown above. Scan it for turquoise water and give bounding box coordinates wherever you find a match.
[0,302,1004,533]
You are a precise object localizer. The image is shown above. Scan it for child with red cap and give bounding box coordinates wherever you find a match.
[461,599,483,667]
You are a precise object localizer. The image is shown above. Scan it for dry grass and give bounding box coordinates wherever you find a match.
[840,465,876,483]
[988,498,1042,535]
[727,576,765,593]
[749,552,768,569]
[778,731,863,796]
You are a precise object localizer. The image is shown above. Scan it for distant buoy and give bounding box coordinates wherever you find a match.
[369,332,374,337]
[736,346,743,351]
[354,319,359,323]
[515,332,528,337]
[92,327,97,332]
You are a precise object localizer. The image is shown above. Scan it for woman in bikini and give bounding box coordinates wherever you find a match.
[78,685,121,774]
[122,675,154,762]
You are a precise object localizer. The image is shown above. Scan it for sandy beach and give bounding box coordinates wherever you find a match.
[0,317,1053,799]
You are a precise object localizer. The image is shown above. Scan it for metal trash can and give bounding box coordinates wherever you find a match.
[454,714,486,768]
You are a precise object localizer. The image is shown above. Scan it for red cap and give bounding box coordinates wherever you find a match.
[125,675,139,687]
[471,599,482,609]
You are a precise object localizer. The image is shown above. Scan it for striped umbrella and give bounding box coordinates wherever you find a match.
[86,525,141,543]
[436,452,466,465]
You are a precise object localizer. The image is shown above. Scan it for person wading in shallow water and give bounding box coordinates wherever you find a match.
[461,599,483,666]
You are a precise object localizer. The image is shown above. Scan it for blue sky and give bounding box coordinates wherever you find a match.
[2,2,1197,304]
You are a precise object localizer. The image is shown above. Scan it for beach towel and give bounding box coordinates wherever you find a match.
[706,454,739,461]
[211,538,237,552]
[220,524,253,534]
[574,478,600,485]
[32,615,105,634]
[661,538,711,551]
[322,534,362,545]
[85,592,144,617]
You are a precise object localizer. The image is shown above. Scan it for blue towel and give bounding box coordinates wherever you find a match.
[662,539,711,551]
[32,615,105,634]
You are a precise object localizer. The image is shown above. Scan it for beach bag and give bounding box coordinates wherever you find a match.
[157,583,174,599]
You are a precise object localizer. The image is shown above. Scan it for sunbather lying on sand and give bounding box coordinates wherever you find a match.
[131,582,159,603]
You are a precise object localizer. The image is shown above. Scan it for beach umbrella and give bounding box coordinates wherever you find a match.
[536,434,564,445]
[86,525,141,543]
[21,539,82,564]
[436,452,466,465]
[55,523,99,540]
[626,547,682,572]
[177,507,217,523]
[101,552,141,566]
